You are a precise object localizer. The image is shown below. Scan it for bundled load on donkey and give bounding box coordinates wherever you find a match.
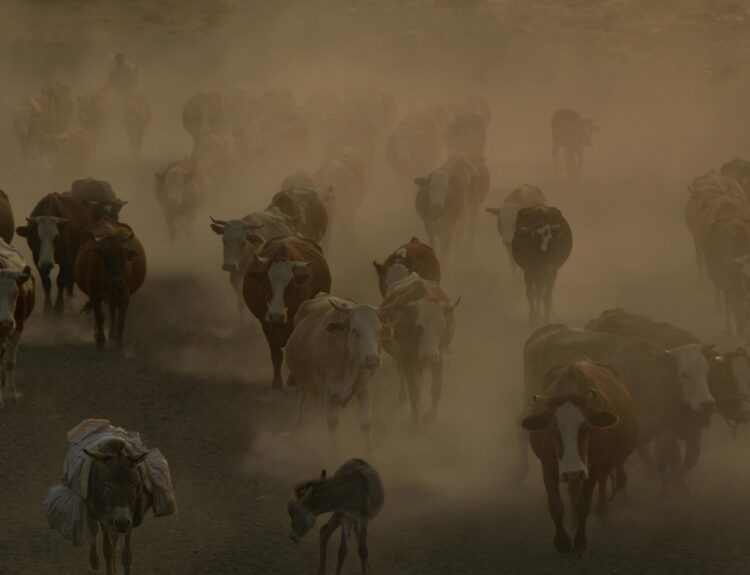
[44,419,176,572]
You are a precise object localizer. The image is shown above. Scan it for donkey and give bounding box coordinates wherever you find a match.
[84,440,152,575]
[288,459,384,575]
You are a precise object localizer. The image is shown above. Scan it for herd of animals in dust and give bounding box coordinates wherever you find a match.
[5,44,750,575]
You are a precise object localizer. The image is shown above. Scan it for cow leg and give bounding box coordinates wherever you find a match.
[54,264,66,314]
[542,460,570,552]
[336,518,352,575]
[40,267,53,312]
[404,365,421,424]
[355,520,370,575]
[230,270,245,316]
[65,257,75,298]
[92,298,106,349]
[693,236,704,279]
[89,519,99,572]
[261,329,284,389]
[3,331,21,403]
[595,475,608,523]
[101,525,114,575]
[318,512,341,575]
[523,270,538,325]
[423,361,443,424]
[680,427,702,489]
[356,384,374,453]
[572,478,596,555]
[122,531,132,575]
[542,270,558,324]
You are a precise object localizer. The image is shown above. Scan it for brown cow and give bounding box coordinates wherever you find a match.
[268,185,329,243]
[243,235,331,388]
[372,237,441,297]
[0,190,15,243]
[0,242,35,407]
[16,192,93,313]
[71,178,127,222]
[521,361,637,554]
[74,217,147,348]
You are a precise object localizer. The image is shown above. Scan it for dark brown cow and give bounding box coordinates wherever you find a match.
[521,361,637,554]
[71,177,127,222]
[511,205,572,324]
[550,108,597,178]
[373,237,441,297]
[0,243,35,407]
[243,235,331,389]
[0,190,15,243]
[74,217,147,348]
[268,185,328,243]
[16,192,93,313]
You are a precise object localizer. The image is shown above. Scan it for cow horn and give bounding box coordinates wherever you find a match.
[329,300,351,313]
[210,216,227,226]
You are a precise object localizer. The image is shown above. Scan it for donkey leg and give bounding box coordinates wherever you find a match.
[355,521,370,575]
[319,512,341,575]
[336,519,353,575]
[122,531,132,575]
[88,519,99,572]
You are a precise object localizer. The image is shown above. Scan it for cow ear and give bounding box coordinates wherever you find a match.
[587,410,619,429]
[15,226,29,238]
[210,223,224,235]
[326,321,347,334]
[414,177,429,188]
[520,413,551,432]
[486,207,501,216]
[373,261,385,275]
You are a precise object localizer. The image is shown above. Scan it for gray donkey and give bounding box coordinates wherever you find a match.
[288,459,384,575]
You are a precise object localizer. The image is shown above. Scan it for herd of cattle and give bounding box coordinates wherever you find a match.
[7,76,750,573]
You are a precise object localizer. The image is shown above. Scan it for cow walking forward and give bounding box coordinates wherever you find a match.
[154,158,206,240]
[521,361,637,554]
[379,273,459,423]
[269,184,329,244]
[373,237,441,297]
[17,192,93,313]
[550,108,597,178]
[0,241,34,407]
[286,294,390,451]
[512,205,572,325]
[243,235,331,389]
[74,218,147,348]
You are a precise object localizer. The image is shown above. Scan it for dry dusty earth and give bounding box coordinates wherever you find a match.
[3,1,750,574]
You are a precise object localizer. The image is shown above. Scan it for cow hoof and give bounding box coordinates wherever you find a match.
[422,410,437,425]
[553,532,572,553]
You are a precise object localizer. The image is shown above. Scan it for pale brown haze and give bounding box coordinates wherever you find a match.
[3,0,750,573]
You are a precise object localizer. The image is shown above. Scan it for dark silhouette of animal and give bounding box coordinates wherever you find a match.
[71,178,127,222]
[74,218,147,348]
[486,184,547,276]
[16,192,93,313]
[243,235,331,389]
[511,205,572,324]
[182,91,227,149]
[521,361,637,554]
[379,274,459,423]
[373,237,441,297]
[288,459,384,575]
[445,110,487,156]
[0,190,15,243]
[550,108,597,177]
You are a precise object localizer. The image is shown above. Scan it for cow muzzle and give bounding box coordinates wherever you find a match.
[561,470,587,483]
[38,260,54,272]
[266,312,286,324]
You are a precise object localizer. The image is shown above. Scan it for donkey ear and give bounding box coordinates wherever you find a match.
[84,449,113,464]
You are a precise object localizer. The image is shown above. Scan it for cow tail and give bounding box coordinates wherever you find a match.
[80,301,93,315]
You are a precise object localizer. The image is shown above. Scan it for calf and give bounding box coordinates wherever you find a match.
[511,205,572,325]
[243,235,331,389]
[521,361,637,554]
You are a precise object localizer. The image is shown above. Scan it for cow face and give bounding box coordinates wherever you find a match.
[255,258,310,323]
[713,350,750,423]
[91,235,138,300]
[521,396,619,483]
[407,297,459,364]
[487,204,520,246]
[16,216,68,270]
[415,171,450,214]
[326,302,390,370]
[210,218,264,272]
[0,269,30,336]
[84,443,146,535]
[155,167,192,208]
[670,344,716,416]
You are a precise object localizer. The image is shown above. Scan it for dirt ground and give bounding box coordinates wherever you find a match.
[2,1,750,574]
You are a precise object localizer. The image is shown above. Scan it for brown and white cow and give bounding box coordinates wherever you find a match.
[154,158,206,240]
[286,293,390,451]
[71,178,127,222]
[521,361,637,554]
[373,237,441,298]
[16,192,93,313]
[209,208,294,314]
[269,184,329,244]
[486,184,547,276]
[0,241,35,407]
[243,235,331,389]
[379,273,459,423]
[74,217,147,348]
[550,108,597,178]
[511,205,572,325]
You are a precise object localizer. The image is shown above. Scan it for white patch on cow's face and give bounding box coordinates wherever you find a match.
[384,263,409,288]
[265,261,307,322]
[428,171,450,211]
[32,217,62,269]
[498,204,520,245]
[534,224,553,252]
[346,306,383,369]
[221,220,253,270]
[413,300,448,363]
[555,402,587,481]
[672,344,716,413]
[0,272,21,334]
